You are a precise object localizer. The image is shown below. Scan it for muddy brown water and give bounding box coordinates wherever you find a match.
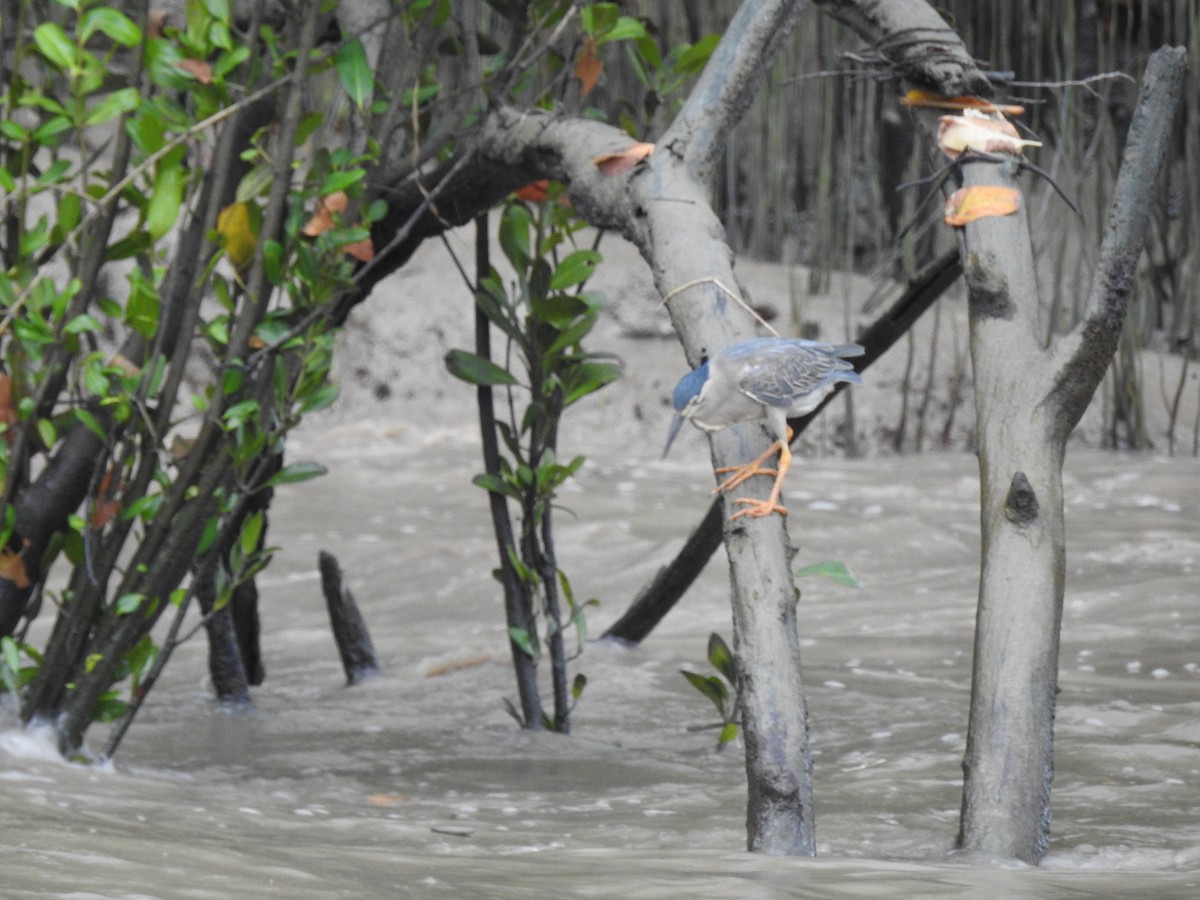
[2,426,1198,897]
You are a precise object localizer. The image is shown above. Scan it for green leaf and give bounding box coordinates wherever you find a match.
[444,349,518,386]
[718,722,740,745]
[197,515,220,555]
[505,544,538,585]
[125,272,160,339]
[498,203,531,272]
[580,3,619,35]
[73,407,106,440]
[115,593,144,615]
[795,560,861,588]
[266,461,328,487]
[36,418,57,449]
[106,229,152,261]
[707,632,737,684]
[508,627,537,658]
[471,472,520,500]
[571,672,587,700]
[597,15,647,45]
[298,382,339,415]
[33,23,77,70]
[681,669,728,717]
[548,249,601,291]
[320,168,365,195]
[85,88,140,127]
[1,636,20,675]
[80,8,142,46]
[146,146,186,240]
[240,511,264,557]
[675,33,721,74]
[333,39,373,108]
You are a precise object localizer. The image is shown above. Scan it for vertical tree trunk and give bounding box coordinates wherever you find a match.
[954,47,1185,862]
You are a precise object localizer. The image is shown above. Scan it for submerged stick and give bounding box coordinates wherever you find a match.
[318,551,381,685]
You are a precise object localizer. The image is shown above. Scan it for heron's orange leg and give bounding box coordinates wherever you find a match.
[730,441,792,520]
[712,427,794,496]
[713,442,781,494]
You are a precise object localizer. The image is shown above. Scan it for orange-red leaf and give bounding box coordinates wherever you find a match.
[514,180,551,202]
[90,500,120,530]
[901,90,1025,116]
[593,142,655,176]
[177,58,213,85]
[342,237,375,262]
[302,191,349,238]
[90,467,121,529]
[937,113,1041,159]
[944,186,1022,226]
[575,36,603,99]
[0,375,17,440]
[0,548,30,589]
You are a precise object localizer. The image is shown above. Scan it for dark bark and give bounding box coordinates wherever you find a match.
[813,0,992,95]
[317,551,380,685]
[472,216,544,729]
[194,555,251,705]
[602,249,962,644]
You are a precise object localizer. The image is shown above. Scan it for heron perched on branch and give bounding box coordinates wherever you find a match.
[664,337,864,520]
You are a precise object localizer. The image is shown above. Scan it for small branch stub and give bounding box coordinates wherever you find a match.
[319,550,381,685]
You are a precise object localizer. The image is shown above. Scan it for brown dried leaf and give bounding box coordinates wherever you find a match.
[0,548,30,589]
[177,58,213,85]
[574,36,603,99]
[148,10,170,38]
[0,375,17,436]
[944,185,1022,226]
[593,142,655,176]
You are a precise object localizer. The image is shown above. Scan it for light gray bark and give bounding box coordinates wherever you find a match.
[954,46,1185,863]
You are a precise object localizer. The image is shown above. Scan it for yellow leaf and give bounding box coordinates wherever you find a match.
[944,186,1022,226]
[216,202,259,272]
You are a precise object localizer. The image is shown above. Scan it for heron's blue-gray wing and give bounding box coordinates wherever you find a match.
[734,340,852,408]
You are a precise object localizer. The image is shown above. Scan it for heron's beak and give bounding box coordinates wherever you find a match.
[662,413,685,459]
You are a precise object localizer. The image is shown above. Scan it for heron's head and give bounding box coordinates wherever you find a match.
[662,362,710,458]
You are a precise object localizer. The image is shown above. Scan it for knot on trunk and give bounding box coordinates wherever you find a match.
[1004,471,1039,526]
[964,251,1015,320]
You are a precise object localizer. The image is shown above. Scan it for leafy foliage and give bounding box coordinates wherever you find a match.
[0,0,375,756]
[446,183,617,731]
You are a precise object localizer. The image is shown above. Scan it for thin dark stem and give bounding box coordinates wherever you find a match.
[473,215,544,729]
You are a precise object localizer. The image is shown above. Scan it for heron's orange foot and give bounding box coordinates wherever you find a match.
[713,462,778,495]
[729,497,788,520]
